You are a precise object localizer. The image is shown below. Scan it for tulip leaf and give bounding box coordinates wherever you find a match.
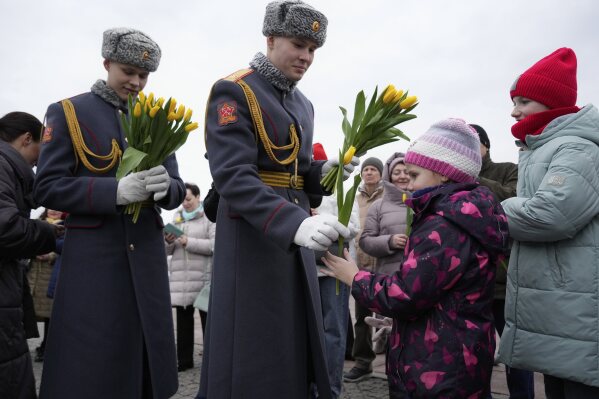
[362,86,379,126]
[351,91,366,141]
[388,127,411,141]
[116,147,148,180]
[339,107,352,138]
[336,150,344,199]
[339,175,361,226]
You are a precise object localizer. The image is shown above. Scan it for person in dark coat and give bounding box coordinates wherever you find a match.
[198,2,358,398]
[0,111,59,399]
[33,28,185,399]
[470,123,534,399]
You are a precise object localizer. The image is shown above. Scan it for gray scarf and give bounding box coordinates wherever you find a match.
[250,53,296,94]
[91,80,127,110]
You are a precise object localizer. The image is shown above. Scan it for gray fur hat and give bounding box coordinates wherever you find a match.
[101,28,161,72]
[262,1,327,47]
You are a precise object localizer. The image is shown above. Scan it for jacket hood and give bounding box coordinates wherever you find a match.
[528,104,599,149]
[408,183,509,258]
[381,180,410,203]
[0,140,35,188]
[382,152,405,182]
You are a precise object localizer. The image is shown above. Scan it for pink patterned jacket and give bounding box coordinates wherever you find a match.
[352,183,509,398]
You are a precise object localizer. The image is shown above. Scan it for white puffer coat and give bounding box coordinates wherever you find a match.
[166,209,216,307]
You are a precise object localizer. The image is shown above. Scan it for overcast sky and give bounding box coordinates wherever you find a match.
[2,0,598,220]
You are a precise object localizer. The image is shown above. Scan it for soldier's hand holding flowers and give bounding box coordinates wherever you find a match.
[320,154,360,181]
[145,165,171,201]
[117,92,198,221]
[293,214,351,252]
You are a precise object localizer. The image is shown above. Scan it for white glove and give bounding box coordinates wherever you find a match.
[293,214,351,251]
[116,170,151,205]
[145,165,171,201]
[365,316,393,342]
[320,156,360,181]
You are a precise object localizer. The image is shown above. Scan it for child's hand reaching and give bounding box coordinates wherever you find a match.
[320,248,360,286]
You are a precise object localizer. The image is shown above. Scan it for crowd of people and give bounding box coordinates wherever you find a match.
[1,1,599,398]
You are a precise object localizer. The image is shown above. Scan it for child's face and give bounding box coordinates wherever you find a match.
[406,164,448,191]
[511,96,550,121]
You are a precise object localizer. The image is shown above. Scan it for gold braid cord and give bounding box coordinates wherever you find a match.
[61,99,122,174]
[236,80,299,166]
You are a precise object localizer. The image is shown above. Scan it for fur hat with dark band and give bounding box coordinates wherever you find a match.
[102,28,161,72]
[262,0,328,47]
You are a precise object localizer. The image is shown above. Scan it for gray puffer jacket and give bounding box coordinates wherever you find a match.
[498,104,599,387]
[359,152,409,275]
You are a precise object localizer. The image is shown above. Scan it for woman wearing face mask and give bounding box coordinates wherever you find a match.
[165,183,215,372]
[0,112,59,399]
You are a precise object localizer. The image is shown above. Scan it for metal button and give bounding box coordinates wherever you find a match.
[294,198,299,204]
[129,244,135,251]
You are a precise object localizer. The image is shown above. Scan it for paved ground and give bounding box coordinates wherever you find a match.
[29,311,545,398]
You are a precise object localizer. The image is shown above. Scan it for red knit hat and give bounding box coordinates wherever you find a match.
[510,47,577,109]
[312,142,327,161]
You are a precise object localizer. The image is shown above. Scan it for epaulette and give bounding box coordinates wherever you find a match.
[222,68,254,83]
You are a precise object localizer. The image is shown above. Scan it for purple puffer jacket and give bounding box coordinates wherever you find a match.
[351,183,509,398]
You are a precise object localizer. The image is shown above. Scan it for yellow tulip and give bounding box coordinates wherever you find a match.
[147,92,155,106]
[149,105,161,118]
[402,193,407,203]
[399,95,418,109]
[393,90,405,103]
[343,146,356,165]
[168,98,177,115]
[133,102,142,118]
[383,86,397,104]
[138,91,146,104]
[156,97,165,108]
[175,105,185,121]
[167,112,177,122]
[383,84,395,96]
[184,122,199,132]
[184,108,193,123]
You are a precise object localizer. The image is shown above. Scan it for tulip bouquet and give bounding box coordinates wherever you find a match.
[117,92,199,222]
[320,85,418,192]
[326,85,418,251]
[327,85,418,293]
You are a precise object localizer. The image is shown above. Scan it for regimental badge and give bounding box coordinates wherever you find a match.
[218,101,238,126]
[42,127,53,143]
[142,51,150,60]
[312,21,320,32]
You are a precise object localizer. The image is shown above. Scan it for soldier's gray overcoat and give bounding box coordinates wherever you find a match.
[34,88,184,399]
[198,68,332,399]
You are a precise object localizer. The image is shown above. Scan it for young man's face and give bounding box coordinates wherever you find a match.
[511,96,550,121]
[267,36,317,82]
[406,164,447,192]
[104,60,149,101]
